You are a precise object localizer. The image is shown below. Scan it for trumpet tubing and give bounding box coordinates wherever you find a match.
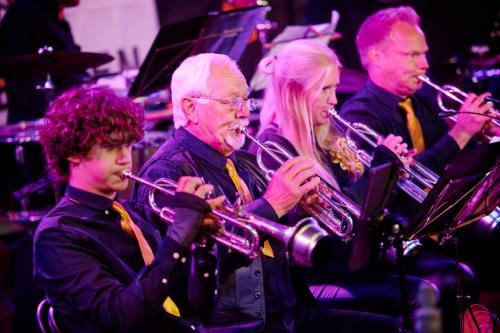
[242,128,358,241]
[123,170,260,258]
[122,170,329,267]
[418,75,500,132]
[328,109,439,203]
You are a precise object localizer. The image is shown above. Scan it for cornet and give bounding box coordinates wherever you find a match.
[418,74,500,140]
[328,109,439,204]
[241,128,359,242]
[122,170,330,267]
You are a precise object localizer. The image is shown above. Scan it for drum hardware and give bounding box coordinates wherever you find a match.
[0,119,55,222]
[0,49,114,76]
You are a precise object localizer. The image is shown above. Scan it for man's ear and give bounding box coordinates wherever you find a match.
[67,155,81,165]
[368,46,382,69]
[181,97,198,124]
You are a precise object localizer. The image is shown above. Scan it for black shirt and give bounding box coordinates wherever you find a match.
[131,127,306,327]
[34,185,215,333]
[340,80,461,174]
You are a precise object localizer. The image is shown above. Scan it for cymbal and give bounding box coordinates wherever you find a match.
[0,118,44,142]
[0,51,114,76]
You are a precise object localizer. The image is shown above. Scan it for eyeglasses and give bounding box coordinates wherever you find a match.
[191,96,258,112]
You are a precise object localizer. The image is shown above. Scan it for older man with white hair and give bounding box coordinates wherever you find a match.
[131,52,400,332]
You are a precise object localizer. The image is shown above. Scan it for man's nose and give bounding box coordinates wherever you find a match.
[236,102,250,119]
[117,146,132,165]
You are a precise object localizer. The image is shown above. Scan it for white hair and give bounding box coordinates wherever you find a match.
[171,53,245,128]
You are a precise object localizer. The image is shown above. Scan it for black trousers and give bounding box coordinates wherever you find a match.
[205,305,400,333]
[309,252,478,333]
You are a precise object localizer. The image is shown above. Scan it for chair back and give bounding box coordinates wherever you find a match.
[36,299,61,333]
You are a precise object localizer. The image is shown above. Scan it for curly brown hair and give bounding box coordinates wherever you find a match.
[40,87,145,180]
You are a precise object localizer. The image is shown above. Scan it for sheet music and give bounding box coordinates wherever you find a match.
[250,18,339,92]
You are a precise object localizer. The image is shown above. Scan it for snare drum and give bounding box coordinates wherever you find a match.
[0,119,55,221]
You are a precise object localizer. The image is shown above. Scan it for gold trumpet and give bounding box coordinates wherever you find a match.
[241,128,359,242]
[418,74,500,139]
[122,170,330,267]
[328,109,439,204]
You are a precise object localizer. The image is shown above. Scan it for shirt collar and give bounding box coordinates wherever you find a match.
[65,185,115,211]
[366,79,408,111]
[174,127,231,172]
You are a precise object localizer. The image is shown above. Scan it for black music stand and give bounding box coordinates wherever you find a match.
[405,142,499,333]
[128,6,269,97]
[347,161,399,270]
[406,141,500,241]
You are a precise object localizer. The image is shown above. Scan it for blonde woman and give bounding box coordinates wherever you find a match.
[252,40,477,333]
[254,39,409,194]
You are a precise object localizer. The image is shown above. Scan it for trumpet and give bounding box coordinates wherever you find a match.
[241,128,358,242]
[418,74,500,138]
[122,170,330,267]
[328,109,439,204]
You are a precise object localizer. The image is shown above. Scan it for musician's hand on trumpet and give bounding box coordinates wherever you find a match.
[377,134,417,167]
[263,156,320,218]
[418,75,500,144]
[167,176,221,246]
[176,176,227,231]
[125,170,330,263]
[449,92,493,148]
[482,109,500,138]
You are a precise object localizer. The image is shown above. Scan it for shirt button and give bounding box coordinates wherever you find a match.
[173,252,180,259]
[190,325,196,330]
[256,310,262,317]
[254,291,261,299]
[104,210,109,215]
[181,257,187,263]
[203,272,210,278]
[254,270,261,277]
[161,278,168,284]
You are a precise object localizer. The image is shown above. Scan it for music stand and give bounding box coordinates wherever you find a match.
[405,142,499,333]
[128,6,269,97]
[359,162,400,221]
[406,141,500,241]
[347,161,399,270]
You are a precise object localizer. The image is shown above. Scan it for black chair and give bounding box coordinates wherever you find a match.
[36,298,61,333]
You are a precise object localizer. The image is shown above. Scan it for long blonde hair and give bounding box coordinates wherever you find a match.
[258,39,344,188]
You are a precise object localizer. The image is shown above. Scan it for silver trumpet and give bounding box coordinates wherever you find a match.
[241,128,358,242]
[418,74,500,139]
[122,170,329,267]
[328,109,439,204]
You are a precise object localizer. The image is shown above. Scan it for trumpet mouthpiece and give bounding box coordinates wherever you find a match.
[121,170,132,179]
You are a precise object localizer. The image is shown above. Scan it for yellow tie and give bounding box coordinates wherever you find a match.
[225,159,274,258]
[112,201,180,317]
[399,98,425,153]
[112,201,155,265]
[225,159,253,204]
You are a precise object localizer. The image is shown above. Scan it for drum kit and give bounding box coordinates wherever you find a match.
[0,4,375,229]
[0,49,171,228]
